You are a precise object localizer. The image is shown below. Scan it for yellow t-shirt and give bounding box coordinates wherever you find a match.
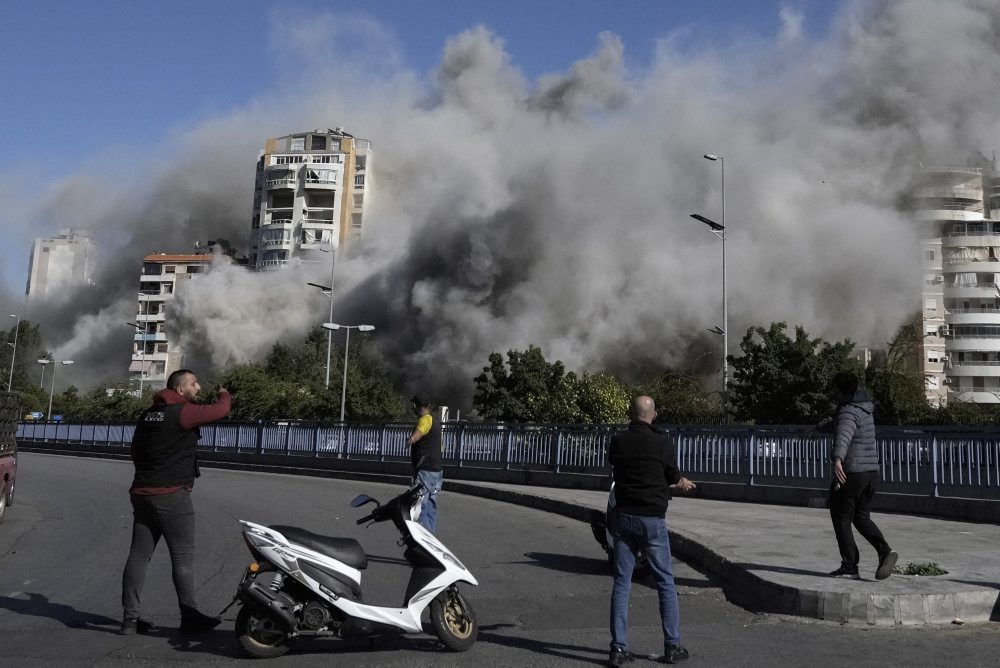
[416,414,433,435]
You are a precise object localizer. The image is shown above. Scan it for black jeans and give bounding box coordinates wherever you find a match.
[829,470,891,569]
[121,489,197,619]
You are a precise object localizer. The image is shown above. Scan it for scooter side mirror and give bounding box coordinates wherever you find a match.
[350,494,377,508]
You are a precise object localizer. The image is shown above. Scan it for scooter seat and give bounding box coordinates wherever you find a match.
[270,525,368,570]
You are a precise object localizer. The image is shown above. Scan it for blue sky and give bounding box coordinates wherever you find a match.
[1,0,837,186]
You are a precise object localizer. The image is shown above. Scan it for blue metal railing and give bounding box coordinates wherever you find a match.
[16,421,1000,497]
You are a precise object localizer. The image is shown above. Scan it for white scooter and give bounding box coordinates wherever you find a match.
[229,484,478,659]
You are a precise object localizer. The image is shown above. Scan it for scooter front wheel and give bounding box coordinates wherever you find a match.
[236,605,294,659]
[430,587,478,651]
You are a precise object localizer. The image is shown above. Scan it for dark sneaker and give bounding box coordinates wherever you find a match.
[876,551,898,580]
[119,617,154,635]
[179,609,221,634]
[663,644,690,663]
[829,565,861,580]
[608,647,634,666]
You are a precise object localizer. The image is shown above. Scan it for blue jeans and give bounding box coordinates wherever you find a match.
[609,511,681,650]
[414,469,443,533]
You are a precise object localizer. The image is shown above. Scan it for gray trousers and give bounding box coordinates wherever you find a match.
[121,489,197,619]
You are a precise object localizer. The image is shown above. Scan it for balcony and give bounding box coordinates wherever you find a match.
[265,171,297,190]
[947,388,1000,404]
[914,210,984,222]
[257,259,289,270]
[261,217,294,229]
[949,361,1000,376]
[260,236,292,249]
[944,285,999,299]
[948,310,1000,326]
[942,260,1000,273]
[946,337,1000,353]
[303,168,340,190]
[912,186,983,201]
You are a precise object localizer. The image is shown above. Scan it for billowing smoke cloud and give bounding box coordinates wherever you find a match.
[6,0,1000,408]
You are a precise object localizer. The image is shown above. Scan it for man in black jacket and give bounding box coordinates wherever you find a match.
[607,396,695,666]
[119,369,231,635]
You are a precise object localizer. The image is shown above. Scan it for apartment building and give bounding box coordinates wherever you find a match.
[911,160,1000,405]
[248,128,372,269]
[132,253,213,387]
[25,228,96,301]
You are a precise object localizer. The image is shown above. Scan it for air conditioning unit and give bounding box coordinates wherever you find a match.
[943,378,953,385]
[934,275,944,283]
[940,356,950,362]
[938,325,951,336]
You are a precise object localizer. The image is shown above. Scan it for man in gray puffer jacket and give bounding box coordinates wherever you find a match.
[828,371,897,580]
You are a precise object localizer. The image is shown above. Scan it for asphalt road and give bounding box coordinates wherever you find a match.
[1,453,997,667]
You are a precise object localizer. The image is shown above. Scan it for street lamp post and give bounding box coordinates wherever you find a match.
[126,321,147,396]
[693,152,727,414]
[38,358,50,388]
[322,323,375,422]
[46,360,74,421]
[7,313,19,391]
[308,236,340,388]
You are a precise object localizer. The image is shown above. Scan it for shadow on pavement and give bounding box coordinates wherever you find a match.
[520,551,609,575]
[478,623,607,665]
[736,563,837,579]
[0,592,119,631]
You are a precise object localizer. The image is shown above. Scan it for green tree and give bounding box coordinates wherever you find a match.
[473,346,583,422]
[215,327,404,421]
[1,320,47,394]
[633,372,723,423]
[68,387,149,421]
[577,372,630,423]
[728,322,858,424]
[864,323,932,425]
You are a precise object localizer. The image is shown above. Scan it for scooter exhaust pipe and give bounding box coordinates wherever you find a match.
[239,580,297,631]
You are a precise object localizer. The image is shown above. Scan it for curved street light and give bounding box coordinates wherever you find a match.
[7,313,19,391]
[46,360,74,421]
[37,358,51,388]
[322,323,375,422]
[693,152,727,414]
[309,236,340,388]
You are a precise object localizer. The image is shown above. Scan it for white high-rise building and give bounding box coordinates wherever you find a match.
[132,253,214,387]
[25,228,96,301]
[911,159,1000,405]
[248,128,372,269]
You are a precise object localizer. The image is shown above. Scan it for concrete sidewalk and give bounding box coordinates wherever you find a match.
[449,480,1000,626]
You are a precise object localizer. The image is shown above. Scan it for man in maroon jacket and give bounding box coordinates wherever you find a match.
[119,369,231,635]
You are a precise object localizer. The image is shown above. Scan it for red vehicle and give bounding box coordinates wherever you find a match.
[0,391,18,524]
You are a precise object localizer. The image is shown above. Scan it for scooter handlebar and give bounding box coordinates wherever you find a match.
[356,513,374,525]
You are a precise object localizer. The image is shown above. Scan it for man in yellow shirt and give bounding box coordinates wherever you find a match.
[406,396,443,532]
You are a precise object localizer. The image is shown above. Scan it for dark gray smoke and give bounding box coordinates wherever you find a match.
[5,0,1000,409]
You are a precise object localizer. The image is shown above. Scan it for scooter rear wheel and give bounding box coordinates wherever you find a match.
[430,587,477,651]
[236,605,294,658]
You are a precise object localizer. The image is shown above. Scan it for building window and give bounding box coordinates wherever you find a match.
[290,137,305,151]
[925,299,936,311]
[355,156,366,170]
[164,265,176,274]
[925,250,935,261]
[311,135,326,150]
[187,265,204,274]
[354,174,365,188]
